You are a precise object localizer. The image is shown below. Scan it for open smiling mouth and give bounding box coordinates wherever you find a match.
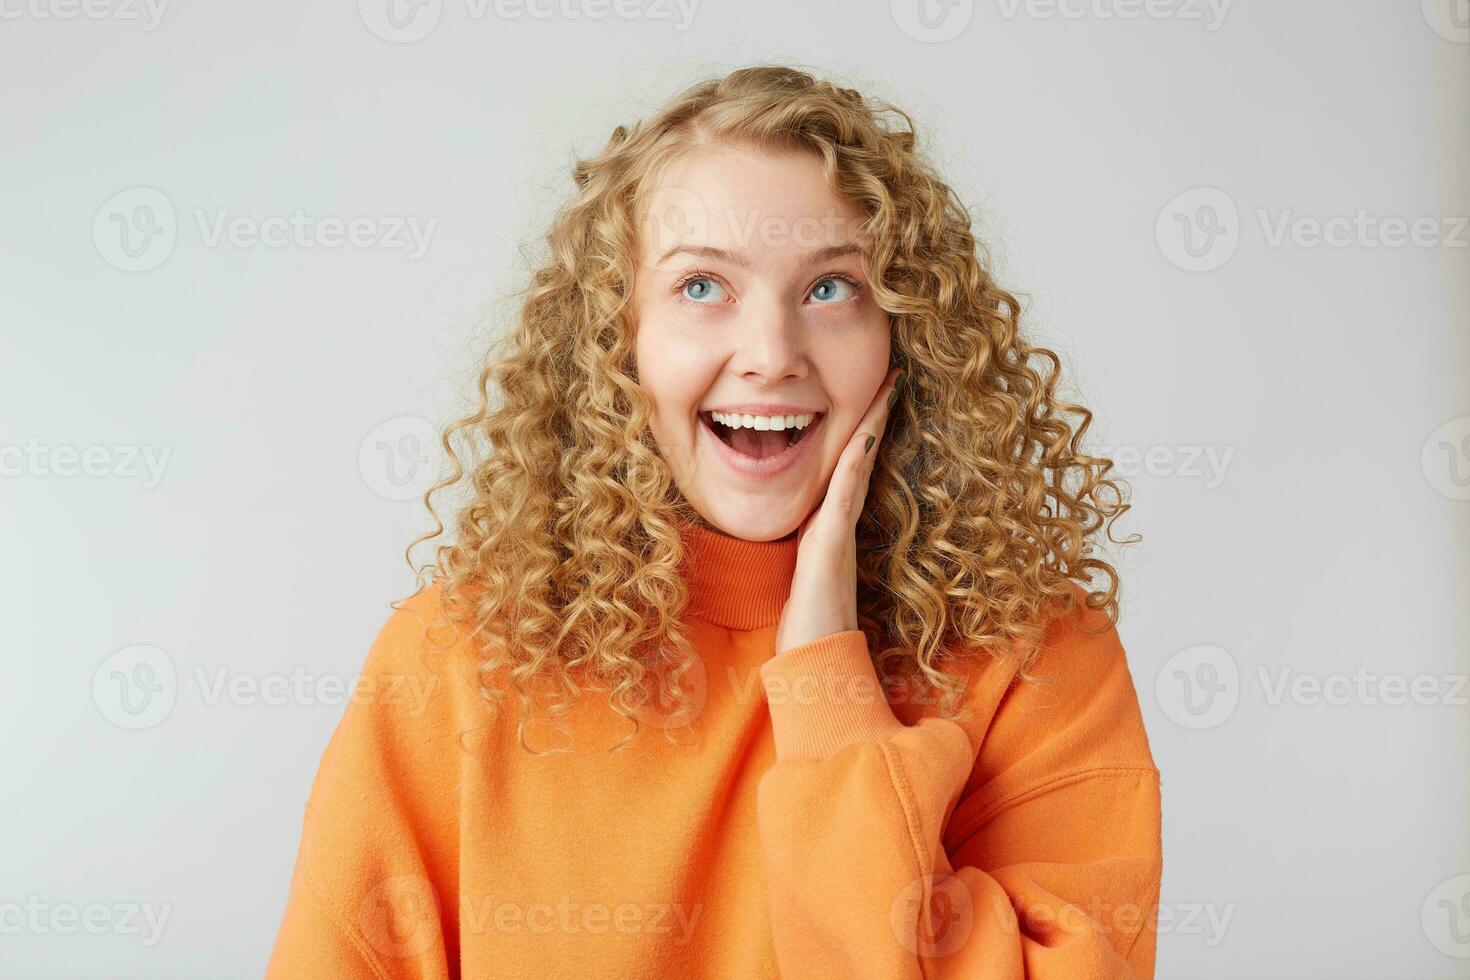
[699,411,826,460]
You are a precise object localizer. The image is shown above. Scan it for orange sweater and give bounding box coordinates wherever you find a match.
[266,522,1162,978]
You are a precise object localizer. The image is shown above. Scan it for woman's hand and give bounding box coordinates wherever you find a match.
[774,366,904,657]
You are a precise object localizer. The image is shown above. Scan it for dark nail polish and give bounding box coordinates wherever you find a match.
[886,390,898,411]
[864,435,875,453]
[895,371,906,390]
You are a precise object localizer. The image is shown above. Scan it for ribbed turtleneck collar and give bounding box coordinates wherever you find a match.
[677,519,799,631]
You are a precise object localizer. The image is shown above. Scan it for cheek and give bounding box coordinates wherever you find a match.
[635,320,711,433]
[816,319,892,410]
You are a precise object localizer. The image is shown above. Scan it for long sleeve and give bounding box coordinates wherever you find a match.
[754,606,1162,978]
[266,590,461,980]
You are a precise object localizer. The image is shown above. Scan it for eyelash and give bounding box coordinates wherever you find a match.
[670,269,863,304]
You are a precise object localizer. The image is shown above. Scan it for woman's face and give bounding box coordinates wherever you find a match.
[632,143,892,542]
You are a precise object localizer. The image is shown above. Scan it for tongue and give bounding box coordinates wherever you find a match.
[729,427,790,459]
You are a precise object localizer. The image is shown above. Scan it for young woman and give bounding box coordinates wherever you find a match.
[266,65,1161,978]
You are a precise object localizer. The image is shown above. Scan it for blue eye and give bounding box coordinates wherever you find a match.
[681,276,727,303]
[810,277,857,303]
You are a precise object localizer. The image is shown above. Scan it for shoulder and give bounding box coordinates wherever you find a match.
[361,580,471,678]
[935,581,1155,770]
[929,582,1160,844]
[336,580,478,738]
[990,582,1155,767]
[1025,581,1142,709]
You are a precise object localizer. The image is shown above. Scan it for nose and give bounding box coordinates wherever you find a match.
[726,293,809,384]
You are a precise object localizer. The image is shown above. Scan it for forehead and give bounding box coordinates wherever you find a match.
[636,144,869,263]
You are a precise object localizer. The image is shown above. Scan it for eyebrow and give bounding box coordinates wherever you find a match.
[655,242,864,269]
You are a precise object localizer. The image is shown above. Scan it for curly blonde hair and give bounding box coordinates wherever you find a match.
[399,64,1138,755]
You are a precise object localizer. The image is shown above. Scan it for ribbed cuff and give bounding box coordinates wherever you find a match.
[758,630,907,761]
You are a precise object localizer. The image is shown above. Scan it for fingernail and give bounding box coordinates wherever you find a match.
[886,390,898,411]
[864,435,876,453]
[895,371,906,390]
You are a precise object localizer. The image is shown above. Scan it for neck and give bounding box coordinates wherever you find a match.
[675,517,799,631]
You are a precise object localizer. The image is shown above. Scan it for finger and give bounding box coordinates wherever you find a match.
[819,367,904,530]
[855,366,903,464]
[854,365,903,495]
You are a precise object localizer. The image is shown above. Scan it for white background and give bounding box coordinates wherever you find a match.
[2,1,1467,977]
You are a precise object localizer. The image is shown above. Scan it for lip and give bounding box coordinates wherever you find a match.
[698,410,826,479]
[702,403,825,416]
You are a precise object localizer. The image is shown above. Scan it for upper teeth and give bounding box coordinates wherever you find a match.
[711,411,816,432]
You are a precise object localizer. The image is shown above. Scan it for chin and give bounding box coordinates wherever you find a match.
[695,498,805,542]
